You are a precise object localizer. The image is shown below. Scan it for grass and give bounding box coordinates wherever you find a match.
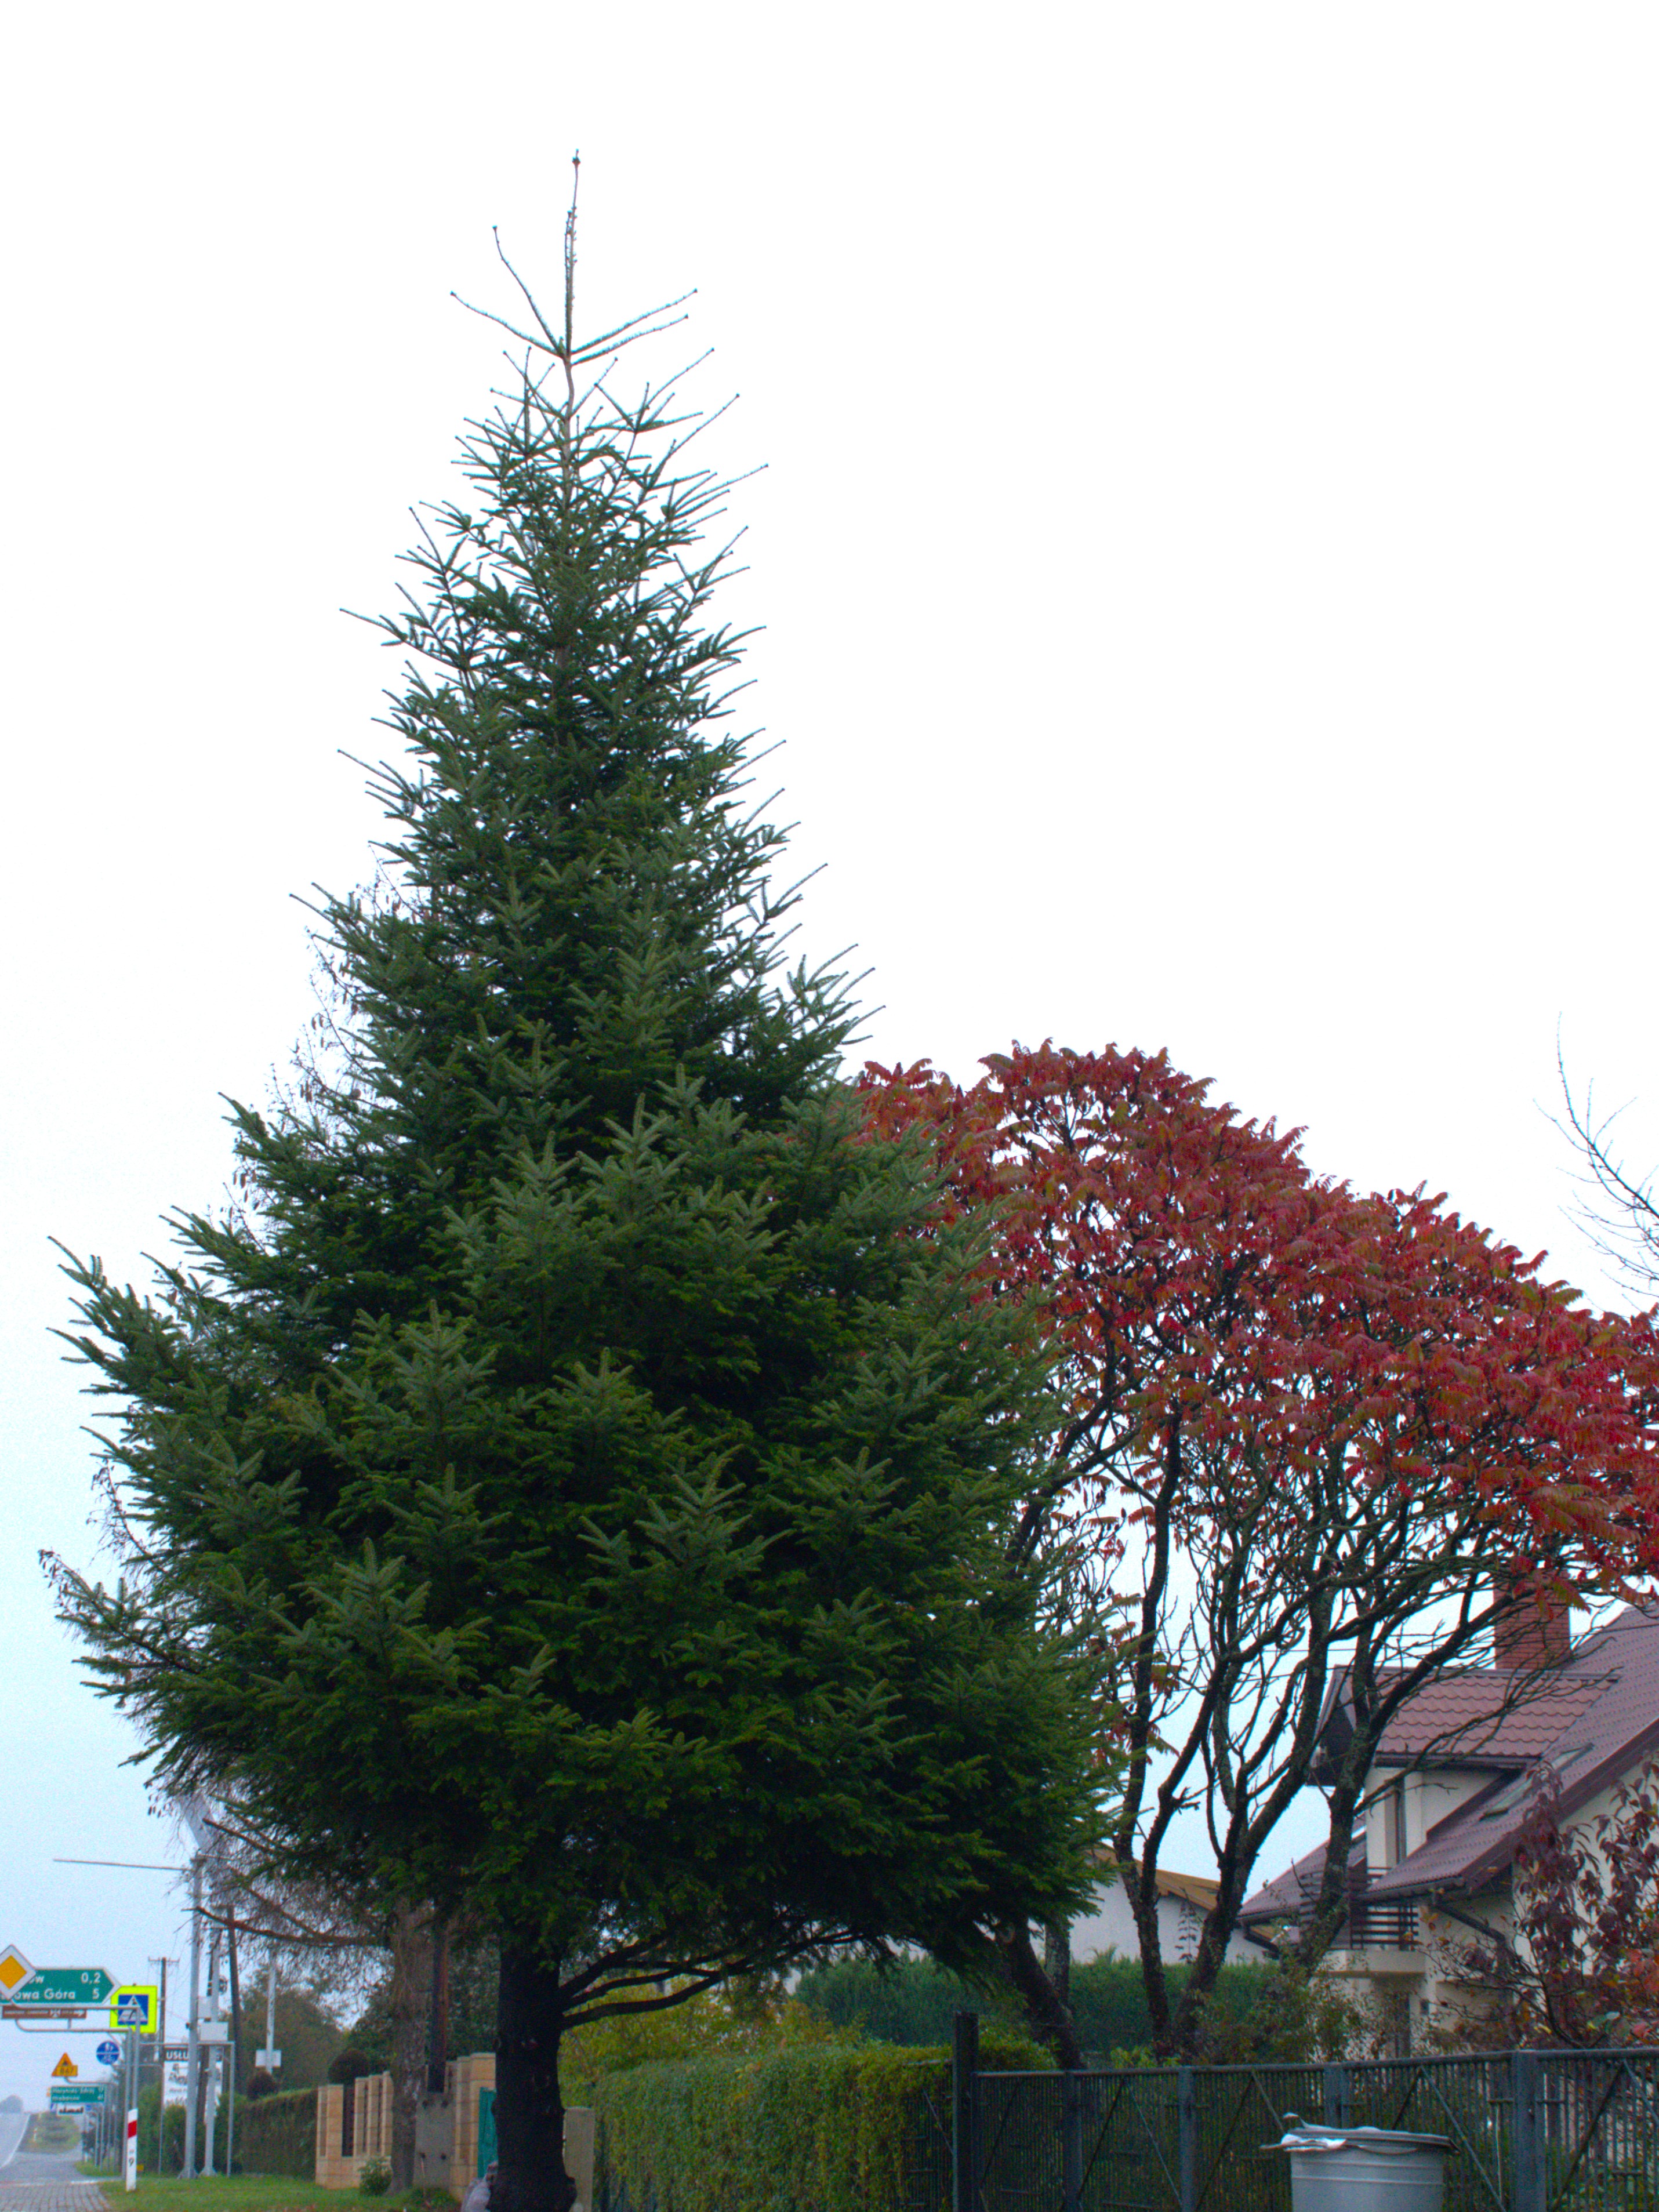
[72,2182,390,2212]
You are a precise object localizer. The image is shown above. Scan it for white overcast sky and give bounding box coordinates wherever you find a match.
[4,2,1658,2104]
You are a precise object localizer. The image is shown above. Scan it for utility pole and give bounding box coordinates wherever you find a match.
[263,1959,278,2078]
[149,1957,174,2171]
[183,1854,203,2178]
[202,1918,223,2174]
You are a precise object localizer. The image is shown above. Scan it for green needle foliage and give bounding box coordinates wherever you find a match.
[48,188,1103,2212]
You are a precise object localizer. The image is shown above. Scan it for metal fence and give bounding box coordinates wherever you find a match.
[953,2022,1657,2212]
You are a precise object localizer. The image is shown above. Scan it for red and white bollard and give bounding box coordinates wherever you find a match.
[124,2104,139,2192]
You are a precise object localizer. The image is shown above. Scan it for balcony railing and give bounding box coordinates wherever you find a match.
[1337,1893,1420,1949]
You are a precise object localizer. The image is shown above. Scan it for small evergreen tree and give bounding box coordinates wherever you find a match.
[49,185,1103,2212]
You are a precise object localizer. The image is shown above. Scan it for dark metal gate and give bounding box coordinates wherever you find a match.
[953,2018,1658,2212]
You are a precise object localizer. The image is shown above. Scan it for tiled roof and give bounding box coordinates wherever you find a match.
[1155,1868,1221,1912]
[1089,1856,1222,1911]
[1367,1669,1606,1766]
[1239,1836,1365,1926]
[1241,1603,1659,1919]
[1368,1603,1659,1901]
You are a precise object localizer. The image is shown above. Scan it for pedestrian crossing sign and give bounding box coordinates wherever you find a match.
[110,1985,158,2031]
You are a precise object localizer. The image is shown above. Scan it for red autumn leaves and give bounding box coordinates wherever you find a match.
[862,1041,1659,1610]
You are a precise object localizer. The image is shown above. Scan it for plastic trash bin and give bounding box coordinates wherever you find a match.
[1270,2119,1451,2212]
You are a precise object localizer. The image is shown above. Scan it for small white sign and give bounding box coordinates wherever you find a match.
[197,2020,228,2045]
[254,2047,282,2069]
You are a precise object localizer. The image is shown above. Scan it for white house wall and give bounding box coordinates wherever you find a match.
[1364,1766,1492,1877]
[1070,1879,1254,1966]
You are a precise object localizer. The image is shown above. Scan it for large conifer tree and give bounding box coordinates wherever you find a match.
[50,191,1102,2212]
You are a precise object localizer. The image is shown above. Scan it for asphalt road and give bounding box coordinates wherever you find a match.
[0,2147,85,2184]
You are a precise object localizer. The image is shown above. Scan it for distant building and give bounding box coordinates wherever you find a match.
[1072,1862,1255,1966]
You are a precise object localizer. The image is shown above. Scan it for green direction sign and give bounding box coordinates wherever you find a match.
[49,2085,106,2106]
[12,1968,114,2006]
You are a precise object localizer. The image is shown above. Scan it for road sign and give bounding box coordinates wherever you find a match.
[109,1985,158,2031]
[49,2084,106,2108]
[12,1968,115,2007]
[0,1946,32,1996]
[96,2039,121,2066]
[50,2053,78,2080]
[255,2046,282,2069]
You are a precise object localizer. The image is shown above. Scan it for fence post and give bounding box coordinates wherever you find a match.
[1178,2066,1197,2212]
[1322,2065,1351,2128]
[1511,2051,1544,2212]
[952,2010,980,2212]
[1062,2071,1083,2212]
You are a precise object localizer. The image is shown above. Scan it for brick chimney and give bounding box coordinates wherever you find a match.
[1494,1581,1572,1672]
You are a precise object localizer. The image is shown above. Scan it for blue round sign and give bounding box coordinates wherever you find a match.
[96,2040,121,2066]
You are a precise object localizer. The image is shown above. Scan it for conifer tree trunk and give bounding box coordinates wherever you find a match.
[387,1905,432,2191]
[493,1942,572,2212]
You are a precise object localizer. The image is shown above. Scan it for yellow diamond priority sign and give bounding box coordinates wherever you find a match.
[0,1946,31,1996]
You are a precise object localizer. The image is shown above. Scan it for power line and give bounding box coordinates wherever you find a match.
[52,1859,184,1872]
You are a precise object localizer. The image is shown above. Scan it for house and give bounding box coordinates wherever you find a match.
[1237,1602,1659,2049]
[1071,1861,1255,1966]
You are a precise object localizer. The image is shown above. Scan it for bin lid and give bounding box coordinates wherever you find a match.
[1270,2122,1452,2156]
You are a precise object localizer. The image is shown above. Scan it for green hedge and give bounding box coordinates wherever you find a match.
[235,2084,318,2178]
[794,1955,1282,2061]
[792,1959,1024,2046]
[594,2035,1045,2212]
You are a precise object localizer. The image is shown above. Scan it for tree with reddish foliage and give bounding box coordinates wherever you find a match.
[863,1044,1659,2060]
[1437,1760,1659,2046]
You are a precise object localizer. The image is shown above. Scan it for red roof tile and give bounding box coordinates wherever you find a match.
[1368,1668,1606,1765]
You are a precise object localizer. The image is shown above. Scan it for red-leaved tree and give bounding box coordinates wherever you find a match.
[863,1044,1659,2059]
[1436,1760,1659,2047]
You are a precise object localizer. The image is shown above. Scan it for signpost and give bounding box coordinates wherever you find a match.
[0,1942,162,2181]
[0,1956,118,2027]
[14,1969,115,2007]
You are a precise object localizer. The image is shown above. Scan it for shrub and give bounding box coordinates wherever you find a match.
[234,2083,319,2178]
[594,2033,1048,2212]
[359,2156,393,2196]
[136,2086,187,2174]
[328,2048,375,2085]
[793,1953,1291,2061]
[792,1959,1025,2046]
